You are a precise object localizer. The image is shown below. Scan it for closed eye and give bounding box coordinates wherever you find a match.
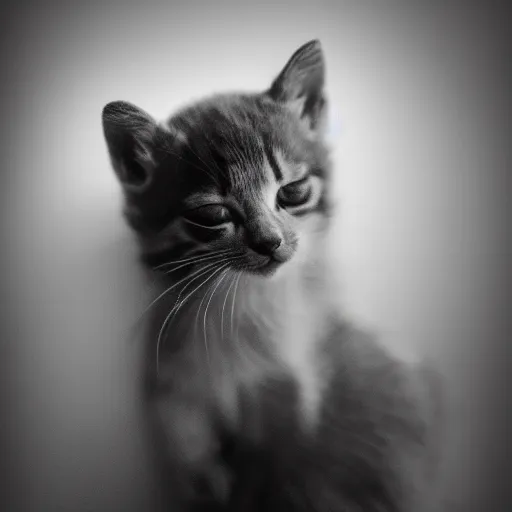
[277,176,312,208]
[183,204,232,228]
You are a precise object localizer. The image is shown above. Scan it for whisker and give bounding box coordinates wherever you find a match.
[143,250,233,296]
[201,268,229,364]
[160,268,209,347]
[153,249,232,271]
[162,251,233,274]
[193,273,218,350]
[169,255,240,319]
[179,260,237,346]
[230,272,242,340]
[156,264,223,376]
[221,272,238,342]
[139,259,225,321]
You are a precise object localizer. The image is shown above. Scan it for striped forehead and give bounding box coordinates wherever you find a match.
[269,148,308,183]
[225,146,308,215]
[228,145,307,191]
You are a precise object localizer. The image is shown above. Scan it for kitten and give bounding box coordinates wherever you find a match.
[102,40,441,511]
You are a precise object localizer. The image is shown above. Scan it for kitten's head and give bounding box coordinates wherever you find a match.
[102,40,333,278]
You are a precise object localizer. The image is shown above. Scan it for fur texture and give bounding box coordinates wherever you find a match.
[102,40,441,511]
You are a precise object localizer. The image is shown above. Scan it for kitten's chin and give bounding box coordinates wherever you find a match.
[243,259,283,277]
[246,258,300,283]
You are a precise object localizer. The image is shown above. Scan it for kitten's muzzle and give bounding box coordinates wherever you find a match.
[252,238,294,265]
[251,243,294,268]
[237,242,294,275]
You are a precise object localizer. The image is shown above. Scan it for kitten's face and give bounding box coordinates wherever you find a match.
[103,40,331,278]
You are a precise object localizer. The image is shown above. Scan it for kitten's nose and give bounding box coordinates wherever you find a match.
[250,232,282,257]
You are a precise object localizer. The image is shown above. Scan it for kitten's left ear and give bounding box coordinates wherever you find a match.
[267,39,326,132]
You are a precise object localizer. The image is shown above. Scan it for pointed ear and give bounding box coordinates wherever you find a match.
[102,101,163,191]
[267,40,326,132]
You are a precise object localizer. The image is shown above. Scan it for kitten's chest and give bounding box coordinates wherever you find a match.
[213,281,330,433]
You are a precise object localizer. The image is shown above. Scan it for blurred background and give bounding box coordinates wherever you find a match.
[0,1,510,510]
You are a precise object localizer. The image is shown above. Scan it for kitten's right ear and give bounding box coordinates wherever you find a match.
[102,101,162,191]
[267,40,326,132]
